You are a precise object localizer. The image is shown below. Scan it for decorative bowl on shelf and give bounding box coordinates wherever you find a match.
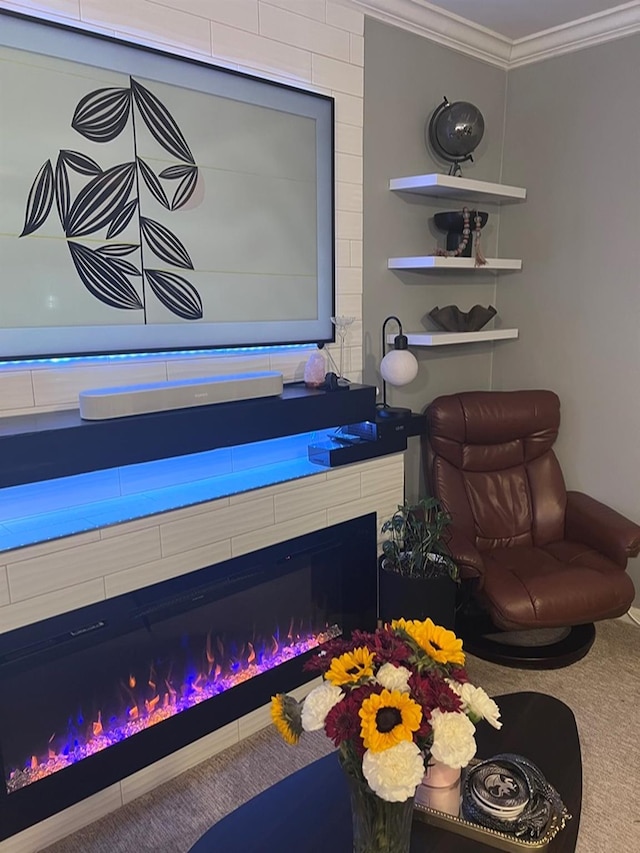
[429,305,497,333]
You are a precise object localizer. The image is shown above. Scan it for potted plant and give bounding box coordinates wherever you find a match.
[379,497,458,629]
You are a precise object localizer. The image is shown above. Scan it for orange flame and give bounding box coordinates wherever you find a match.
[92,711,103,737]
[129,674,136,689]
[128,705,139,720]
[247,642,256,664]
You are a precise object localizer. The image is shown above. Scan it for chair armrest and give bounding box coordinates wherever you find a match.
[565,491,640,568]
[446,529,485,583]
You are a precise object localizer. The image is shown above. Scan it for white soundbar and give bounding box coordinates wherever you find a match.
[79,371,284,420]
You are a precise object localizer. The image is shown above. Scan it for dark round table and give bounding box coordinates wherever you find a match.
[190,692,581,853]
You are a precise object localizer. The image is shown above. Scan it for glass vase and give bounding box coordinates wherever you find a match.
[342,765,415,853]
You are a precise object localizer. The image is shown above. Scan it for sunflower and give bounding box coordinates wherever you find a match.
[325,646,375,687]
[392,617,465,667]
[359,688,422,752]
[270,693,303,745]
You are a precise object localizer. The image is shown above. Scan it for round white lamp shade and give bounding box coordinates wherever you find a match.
[380,348,418,387]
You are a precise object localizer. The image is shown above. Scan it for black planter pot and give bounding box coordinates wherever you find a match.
[378,558,456,630]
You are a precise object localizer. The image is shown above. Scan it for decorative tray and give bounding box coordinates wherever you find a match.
[413,760,572,852]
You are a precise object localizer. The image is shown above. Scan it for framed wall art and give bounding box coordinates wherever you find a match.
[0,11,335,360]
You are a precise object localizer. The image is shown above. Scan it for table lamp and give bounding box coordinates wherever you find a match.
[378,315,418,419]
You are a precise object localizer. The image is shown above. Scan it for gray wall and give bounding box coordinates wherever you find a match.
[495,37,640,599]
[363,19,509,499]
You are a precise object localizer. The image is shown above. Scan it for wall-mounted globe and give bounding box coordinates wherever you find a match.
[427,96,485,176]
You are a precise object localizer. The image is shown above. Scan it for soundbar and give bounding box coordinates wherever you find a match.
[79,371,284,420]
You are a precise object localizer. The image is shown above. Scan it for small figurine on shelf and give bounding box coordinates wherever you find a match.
[303,344,327,388]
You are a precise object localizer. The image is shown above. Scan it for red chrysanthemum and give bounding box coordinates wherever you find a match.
[303,638,358,673]
[351,627,413,667]
[425,673,462,713]
[449,666,470,683]
[325,683,381,756]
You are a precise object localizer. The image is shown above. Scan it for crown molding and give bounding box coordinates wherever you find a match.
[345,0,640,69]
[509,2,640,67]
[346,0,512,69]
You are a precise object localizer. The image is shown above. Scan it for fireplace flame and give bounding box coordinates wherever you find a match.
[92,711,103,737]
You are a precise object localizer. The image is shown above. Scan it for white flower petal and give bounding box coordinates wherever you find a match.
[375,663,412,694]
[429,709,477,769]
[362,741,425,802]
[300,682,343,732]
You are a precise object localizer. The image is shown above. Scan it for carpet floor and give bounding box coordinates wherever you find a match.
[43,617,640,853]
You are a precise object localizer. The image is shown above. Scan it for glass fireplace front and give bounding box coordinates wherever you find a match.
[0,513,376,839]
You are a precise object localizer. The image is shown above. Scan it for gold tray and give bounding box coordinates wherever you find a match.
[412,772,571,852]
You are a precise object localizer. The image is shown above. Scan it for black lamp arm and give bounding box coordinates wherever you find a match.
[380,315,403,409]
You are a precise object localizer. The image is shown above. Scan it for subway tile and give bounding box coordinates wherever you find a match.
[361,459,405,498]
[336,121,362,156]
[0,783,123,853]
[2,0,80,19]
[98,497,225,539]
[327,494,393,528]
[0,530,101,565]
[350,239,362,267]
[336,209,362,240]
[336,151,363,185]
[312,54,363,96]
[259,4,349,61]
[335,293,362,319]
[336,266,362,293]
[229,468,326,503]
[334,91,363,126]
[231,433,312,471]
[350,32,364,65]
[31,360,167,407]
[268,350,309,382]
[118,448,233,495]
[160,496,274,557]
[7,528,161,602]
[0,514,103,552]
[336,239,351,267]
[232,509,326,556]
[0,578,105,634]
[104,539,232,598]
[0,568,9,607]
[261,0,326,22]
[166,354,271,380]
[0,369,34,412]
[336,181,363,213]
[154,0,259,33]
[78,494,161,530]
[326,1,364,34]
[0,469,121,523]
[81,0,212,54]
[121,719,239,804]
[211,21,312,81]
[274,472,360,522]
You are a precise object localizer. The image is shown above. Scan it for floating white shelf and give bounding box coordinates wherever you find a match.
[388,256,522,271]
[388,329,519,347]
[389,173,526,204]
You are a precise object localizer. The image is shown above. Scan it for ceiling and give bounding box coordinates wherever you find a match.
[423,0,631,41]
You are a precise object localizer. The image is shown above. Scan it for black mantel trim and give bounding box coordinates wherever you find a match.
[0,383,377,489]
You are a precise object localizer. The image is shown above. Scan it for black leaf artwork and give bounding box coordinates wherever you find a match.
[59,150,102,176]
[106,198,138,239]
[137,158,170,209]
[159,164,196,179]
[96,244,139,256]
[72,87,132,142]
[20,160,54,237]
[65,163,136,237]
[145,270,203,319]
[68,242,143,310]
[131,78,195,163]
[140,217,193,269]
[20,77,201,321]
[171,166,199,210]
[54,154,71,229]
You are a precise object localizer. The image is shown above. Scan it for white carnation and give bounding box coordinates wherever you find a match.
[447,681,502,730]
[429,709,477,769]
[376,662,412,694]
[362,740,425,802]
[300,682,343,732]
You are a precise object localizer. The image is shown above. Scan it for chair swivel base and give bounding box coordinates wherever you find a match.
[457,620,596,669]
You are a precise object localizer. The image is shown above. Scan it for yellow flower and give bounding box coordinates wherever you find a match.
[392,617,465,666]
[270,694,303,745]
[359,689,422,752]
[325,646,375,687]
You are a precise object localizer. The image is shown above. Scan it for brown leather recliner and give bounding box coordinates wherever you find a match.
[423,390,639,632]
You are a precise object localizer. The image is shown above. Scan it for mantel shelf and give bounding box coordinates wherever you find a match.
[389,173,526,203]
[387,329,519,347]
[388,256,522,271]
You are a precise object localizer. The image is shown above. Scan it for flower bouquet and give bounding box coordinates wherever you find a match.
[271,617,501,853]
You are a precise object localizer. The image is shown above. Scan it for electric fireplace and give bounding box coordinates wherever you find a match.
[0,514,376,840]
